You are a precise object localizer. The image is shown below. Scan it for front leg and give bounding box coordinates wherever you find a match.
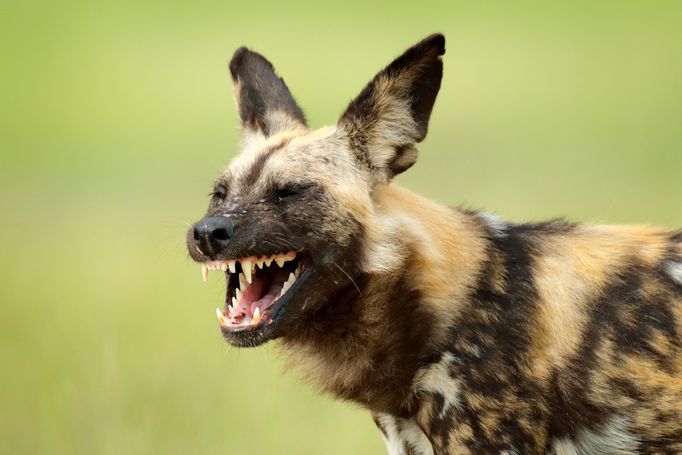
[372,412,435,455]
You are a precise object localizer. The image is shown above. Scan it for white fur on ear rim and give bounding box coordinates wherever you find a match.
[338,34,445,181]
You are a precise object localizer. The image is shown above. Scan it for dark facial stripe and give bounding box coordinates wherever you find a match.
[242,138,292,187]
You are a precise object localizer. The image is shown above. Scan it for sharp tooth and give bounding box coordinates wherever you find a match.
[295,264,302,276]
[235,288,242,301]
[232,297,238,309]
[286,251,296,261]
[252,307,261,325]
[256,259,264,269]
[282,272,296,295]
[215,308,225,324]
[228,260,236,273]
[239,273,248,290]
[202,265,208,282]
[265,258,273,267]
[221,263,228,272]
[275,257,285,268]
[243,261,253,284]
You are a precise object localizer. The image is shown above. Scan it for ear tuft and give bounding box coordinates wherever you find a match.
[339,34,445,181]
[229,47,307,137]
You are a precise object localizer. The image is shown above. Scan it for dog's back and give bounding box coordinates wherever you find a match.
[400,192,682,454]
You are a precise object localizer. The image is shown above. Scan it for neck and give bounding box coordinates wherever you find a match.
[281,183,488,414]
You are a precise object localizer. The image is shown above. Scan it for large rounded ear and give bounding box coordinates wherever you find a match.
[338,34,445,182]
[229,47,307,141]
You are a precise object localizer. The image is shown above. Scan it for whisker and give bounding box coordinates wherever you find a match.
[333,262,362,296]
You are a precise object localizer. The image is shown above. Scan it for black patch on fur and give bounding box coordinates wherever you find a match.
[430,220,574,453]
[372,414,388,438]
[549,260,681,442]
[229,47,306,136]
[670,230,682,244]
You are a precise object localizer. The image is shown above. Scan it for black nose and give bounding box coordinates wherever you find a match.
[193,216,235,254]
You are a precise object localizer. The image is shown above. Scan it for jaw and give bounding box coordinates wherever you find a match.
[200,251,309,347]
[196,244,362,347]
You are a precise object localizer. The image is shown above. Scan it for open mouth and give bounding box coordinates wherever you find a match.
[201,251,304,332]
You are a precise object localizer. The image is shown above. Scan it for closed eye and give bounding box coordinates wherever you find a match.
[209,184,228,202]
[275,184,310,201]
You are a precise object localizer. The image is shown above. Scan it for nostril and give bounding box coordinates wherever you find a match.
[193,228,201,241]
[212,228,230,241]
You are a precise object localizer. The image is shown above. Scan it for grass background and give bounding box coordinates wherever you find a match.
[2,1,681,453]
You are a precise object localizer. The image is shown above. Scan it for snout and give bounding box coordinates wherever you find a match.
[192,216,235,257]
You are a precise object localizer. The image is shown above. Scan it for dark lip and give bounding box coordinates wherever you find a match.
[220,261,315,345]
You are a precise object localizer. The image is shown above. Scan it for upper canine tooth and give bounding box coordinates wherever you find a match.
[228,260,236,273]
[202,264,208,282]
[275,257,285,268]
[242,261,253,284]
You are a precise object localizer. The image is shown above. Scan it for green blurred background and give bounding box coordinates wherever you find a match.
[2,1,681,453]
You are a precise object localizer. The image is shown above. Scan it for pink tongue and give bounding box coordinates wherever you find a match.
[231,271,286,321]
[231,276,268,320]
[250,285,283,315]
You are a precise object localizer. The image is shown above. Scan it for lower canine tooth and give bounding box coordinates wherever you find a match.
[252,307,261,325]
[239,273,248,290]
[282,272,296,294]
[235,288,242,301]
[215,308,225,324]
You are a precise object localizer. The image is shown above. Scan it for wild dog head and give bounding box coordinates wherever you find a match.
[187,34,445,347]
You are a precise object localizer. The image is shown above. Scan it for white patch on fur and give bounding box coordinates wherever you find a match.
[551,416,639,455]
[665,261,682,285]
[376,413,434,455]
[478,212,508,237]
[414,352,462,418]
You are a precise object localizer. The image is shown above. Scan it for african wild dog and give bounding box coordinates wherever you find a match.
[186,34,682,454]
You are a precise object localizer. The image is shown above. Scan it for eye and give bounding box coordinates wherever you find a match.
[209,185,227,202]
[275,184,308,201]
